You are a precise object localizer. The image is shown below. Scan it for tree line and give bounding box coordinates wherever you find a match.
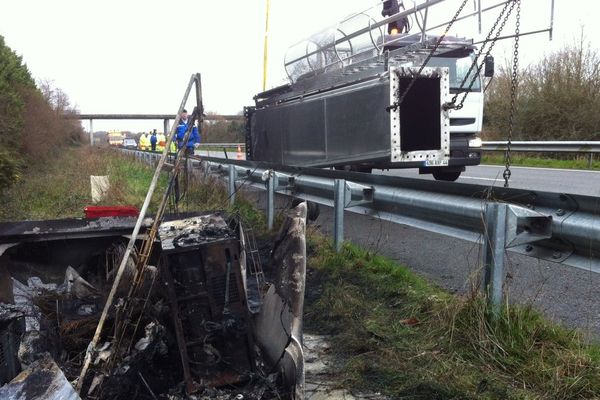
[484,33,600,141]
[0,36,83,190]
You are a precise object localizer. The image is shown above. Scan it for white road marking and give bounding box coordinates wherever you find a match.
[459,176,502,182]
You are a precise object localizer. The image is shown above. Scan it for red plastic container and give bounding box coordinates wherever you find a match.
[84,205,140,219]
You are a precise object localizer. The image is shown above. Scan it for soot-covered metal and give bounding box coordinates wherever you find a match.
[0,208,308,399]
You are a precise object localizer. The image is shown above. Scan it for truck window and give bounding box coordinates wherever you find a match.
[429,55,481,92]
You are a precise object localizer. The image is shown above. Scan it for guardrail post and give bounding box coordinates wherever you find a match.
[267,172,275,230]
[482,202,508,312]
[228,164,236,206]
[334,179,345,252]
[589,153,594,169]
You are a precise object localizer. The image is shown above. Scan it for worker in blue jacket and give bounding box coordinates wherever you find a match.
[150,130,158,152]
[175,109,200,155]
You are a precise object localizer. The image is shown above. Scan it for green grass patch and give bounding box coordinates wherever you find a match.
[0,146,169,221]
[305,233,600,399]
[0,146,265,231]
[482,153,600,171]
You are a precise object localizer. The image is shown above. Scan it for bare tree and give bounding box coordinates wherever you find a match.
[37,78,79,115]
[485,28,600,141]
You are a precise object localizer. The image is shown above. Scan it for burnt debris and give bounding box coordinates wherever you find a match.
[0,206,307,399]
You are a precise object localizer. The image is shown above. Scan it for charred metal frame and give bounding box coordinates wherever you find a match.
[158,215,255,393]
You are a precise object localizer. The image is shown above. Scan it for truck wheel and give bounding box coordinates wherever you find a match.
[432,170,461,182]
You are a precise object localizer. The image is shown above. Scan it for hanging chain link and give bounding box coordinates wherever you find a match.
[504,0,520,188]
[387,0,469,112]
[444,0,517,111]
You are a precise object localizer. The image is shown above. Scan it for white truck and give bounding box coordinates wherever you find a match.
[245,0,494,181]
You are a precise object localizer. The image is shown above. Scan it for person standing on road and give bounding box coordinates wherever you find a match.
[157,131,166,152]
[150,130,157,152]
[139,132,149,151]
[175,109,200,156]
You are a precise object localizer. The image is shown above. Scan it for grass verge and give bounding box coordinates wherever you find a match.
[0,146,265,229]
[304,233,600,399]
[0,146,167,221]
[482,153,600,171]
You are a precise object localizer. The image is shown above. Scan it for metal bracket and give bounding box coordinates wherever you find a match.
[343,181,374,208]
[504,204,552,248]
[273,172,295,191]
[233,167,252,182]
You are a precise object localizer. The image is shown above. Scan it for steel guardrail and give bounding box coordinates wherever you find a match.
[123,149,600,278]
[198,143,243,148]
[482,141,600,153]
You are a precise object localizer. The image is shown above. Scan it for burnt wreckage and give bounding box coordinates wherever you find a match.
[0,71,307,399]
[0,205,307,399]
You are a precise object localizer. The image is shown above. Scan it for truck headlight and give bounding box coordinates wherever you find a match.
[468,137,482,148]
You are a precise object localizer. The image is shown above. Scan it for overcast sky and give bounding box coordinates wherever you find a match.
[0,0,595,132]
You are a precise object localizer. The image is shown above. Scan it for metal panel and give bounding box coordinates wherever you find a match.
[251,107,284,164]
[252,78,392,167]
[282,99,326,165]
[324,83,390,163]
[251,67,450,169]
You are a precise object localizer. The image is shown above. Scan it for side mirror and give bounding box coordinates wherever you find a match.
[484,55,495,77]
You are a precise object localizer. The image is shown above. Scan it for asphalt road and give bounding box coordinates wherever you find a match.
[384,164,600,197]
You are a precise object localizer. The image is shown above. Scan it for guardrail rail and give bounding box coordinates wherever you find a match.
[123,149,600,309]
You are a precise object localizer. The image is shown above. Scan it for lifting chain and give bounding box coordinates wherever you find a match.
[504,0,520,188]
[444,0,517,111]
[386,0,469,112]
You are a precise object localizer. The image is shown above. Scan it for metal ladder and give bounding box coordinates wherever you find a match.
[240,223,265,288]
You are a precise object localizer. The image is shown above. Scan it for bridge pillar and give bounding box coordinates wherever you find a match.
[164,119,170,136]
[89,119,94,146]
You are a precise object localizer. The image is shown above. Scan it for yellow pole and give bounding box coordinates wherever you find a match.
[262,0,270,91]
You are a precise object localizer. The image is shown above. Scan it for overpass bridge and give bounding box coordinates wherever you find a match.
[69,113,243,145]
